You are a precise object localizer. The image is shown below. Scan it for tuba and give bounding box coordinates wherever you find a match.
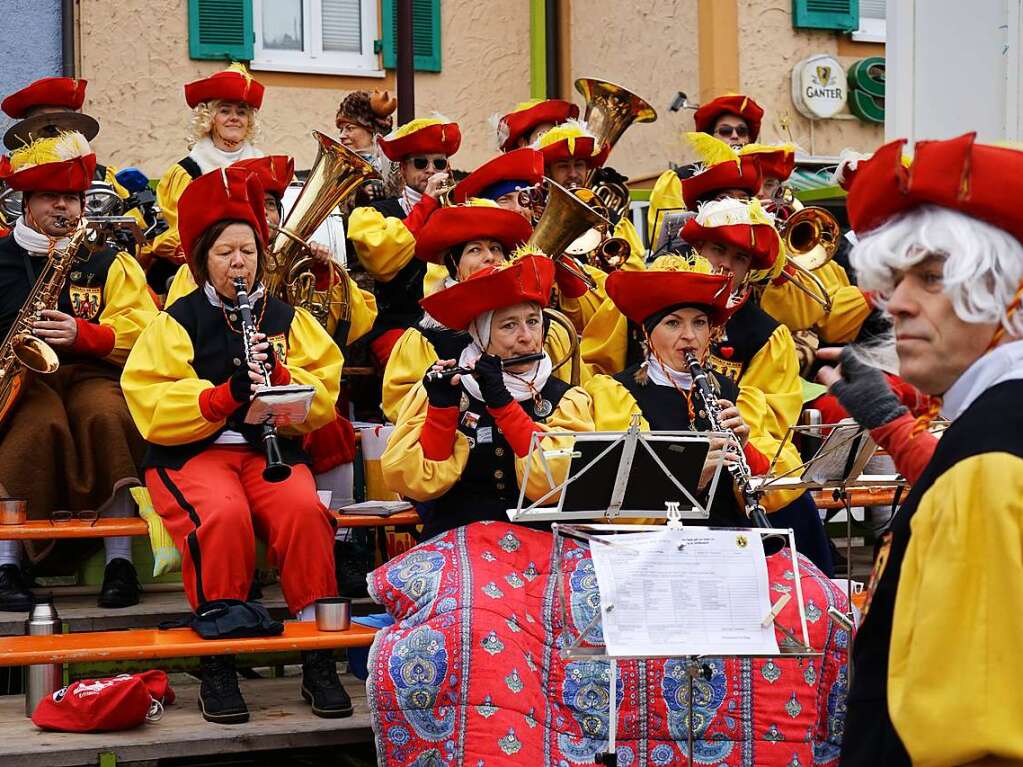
[527,179,610,291]
[0,217,91,427]
[575,78,658,179]
[265,131,376,333]
[776,203,841,313]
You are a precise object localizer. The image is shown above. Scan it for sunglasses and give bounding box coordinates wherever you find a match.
[714,125,749,139]
[410,156,448,171]
[50,509,99,526]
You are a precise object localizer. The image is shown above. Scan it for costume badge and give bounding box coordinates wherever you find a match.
[267,333,288,364]
[68,284,102,320]
[461,411,480,431]
[708,353,742,384]
[477,426,493,445]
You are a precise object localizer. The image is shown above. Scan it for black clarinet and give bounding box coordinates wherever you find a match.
[232,277,291,483]
[684,351,771,529]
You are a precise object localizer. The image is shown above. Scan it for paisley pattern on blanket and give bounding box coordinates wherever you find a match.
[367,522,849,766]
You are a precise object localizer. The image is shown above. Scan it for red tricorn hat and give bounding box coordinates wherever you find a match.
[450,148,545,204]
[377,118,461,161]
[606,269,734,327]
[414,205,532,264]
[418,254,555,331]
[750,146,796,182]
[694,94,765,142]
[177,166,269,276]
[231,155,295,198]
[184,64,265,110]
[681,198,781,272]
[0,132,96,192]
[498,99,580,152]
[2,77,88,118]
[535,122,610,170]
[681,154,763,209]
[846,132,1023,243]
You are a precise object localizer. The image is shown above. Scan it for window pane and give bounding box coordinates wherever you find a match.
[860,0,886,20]
[262,0,303,51]
[322,0,361,53]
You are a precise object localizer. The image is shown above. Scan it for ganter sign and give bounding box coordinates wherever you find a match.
[791,54,848,119]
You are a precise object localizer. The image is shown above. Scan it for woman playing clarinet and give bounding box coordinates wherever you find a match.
[120,166,351,725]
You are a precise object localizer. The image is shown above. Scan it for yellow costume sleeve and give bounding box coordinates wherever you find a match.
[99,252,159,366]
[380,384,471,501]
[101,163,130,200]
[580,297,629,377]
[280,307,344,435]
[737,323,804,511]
[546,317,589,385]
[647,169,684,245]
[514,386,594,505]
[163,264,197,308]
[613,217,647,271]
[381,328,437,424]
[348,205,416,283]
[584,374,649,431]
[121,313,227,445]
[888,453,1023,765]
[759,261,871,343]
[323,272,378,345]
[557,265,607,334]
[151,163,193,262]
[422,262,450,298]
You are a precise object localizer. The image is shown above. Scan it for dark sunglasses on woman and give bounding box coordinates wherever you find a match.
[410,156,448,171]
[715,125,749,139]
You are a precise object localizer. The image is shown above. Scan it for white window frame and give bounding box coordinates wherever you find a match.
[251,0,384,77]
[852,0,887,43]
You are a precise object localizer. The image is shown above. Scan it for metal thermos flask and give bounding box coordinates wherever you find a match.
[24,601,62,717]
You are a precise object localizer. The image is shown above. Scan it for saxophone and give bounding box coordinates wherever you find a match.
[684,350,771,529]
[0,217,91,427]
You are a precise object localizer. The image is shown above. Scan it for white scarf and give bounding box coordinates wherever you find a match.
[457,307,553,403]
[203,280,265,309]
[13,216,70,255]
[645,354,694,390]
[941,338,1023,420]
[188,136,263,175]
[399,185,423,216]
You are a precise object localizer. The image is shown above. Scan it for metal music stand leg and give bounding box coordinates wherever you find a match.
[833,487,854,618]
[594,656,619,765]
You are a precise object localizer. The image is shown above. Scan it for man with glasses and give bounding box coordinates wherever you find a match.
[348,118,461,367]
[693,94,764,149]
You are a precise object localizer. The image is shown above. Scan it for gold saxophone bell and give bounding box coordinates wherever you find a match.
[777,204,841,313]
[543,307,581,387]
[266,131,377,333]
[527,180,610,291]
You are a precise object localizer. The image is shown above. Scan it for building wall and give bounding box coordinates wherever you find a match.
[737,0,884,157]
[0,0,64,139]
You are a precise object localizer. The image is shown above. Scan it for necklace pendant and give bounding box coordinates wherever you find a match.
[534,398,553,418]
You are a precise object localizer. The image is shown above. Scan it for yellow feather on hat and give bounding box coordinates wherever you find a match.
[534,119,597,156]
[9,131,91,172]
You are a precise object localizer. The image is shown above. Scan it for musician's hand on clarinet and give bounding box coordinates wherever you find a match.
[699,437,737,491]
[424,172,450,200]
[716,399,749,446]
[475,353,513,409]
[816,346,906,429]
[33,309,78,348]
[245,333,277,391]
[423,359,462,409]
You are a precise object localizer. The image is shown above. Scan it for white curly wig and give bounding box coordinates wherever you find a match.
[851,204,1023,339]
[187,99,261,149]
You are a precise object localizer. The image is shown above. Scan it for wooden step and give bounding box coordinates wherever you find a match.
[0,509,421,540]
[0,622,377,667]
[1,674,373,767]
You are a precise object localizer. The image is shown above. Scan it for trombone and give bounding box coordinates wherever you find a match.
[775,204,841,314]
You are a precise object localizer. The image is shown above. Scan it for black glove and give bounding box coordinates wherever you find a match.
[830,347,907,429]
[229,361,254,403]
[423,365,463,409]
[474,353,513,409]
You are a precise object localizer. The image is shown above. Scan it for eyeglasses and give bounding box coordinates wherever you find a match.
[50,510,99,526]
[410,156,448,171]
[714,125,749,139]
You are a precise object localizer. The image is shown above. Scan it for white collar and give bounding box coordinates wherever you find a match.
[188,136,263,175]
[645,354,694,390]
[941,338,1023,420]
[13,216,70,255]
[399,185,423,215]
[203,280,265,308]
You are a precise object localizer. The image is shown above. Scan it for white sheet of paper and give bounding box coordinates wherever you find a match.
[244,385,315,427]
[588,528,780,658]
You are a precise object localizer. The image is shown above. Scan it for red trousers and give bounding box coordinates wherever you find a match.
[146,447,337,614]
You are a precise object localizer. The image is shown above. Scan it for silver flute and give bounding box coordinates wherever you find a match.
[684,350,771,529]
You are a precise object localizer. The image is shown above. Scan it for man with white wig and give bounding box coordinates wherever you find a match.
[819,133,1023,766]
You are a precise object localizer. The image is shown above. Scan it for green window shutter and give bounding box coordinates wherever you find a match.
[378,0,442,73]
[792,0,859,31]
[188,0,253,61]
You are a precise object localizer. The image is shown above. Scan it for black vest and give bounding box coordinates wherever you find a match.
[0,234,119,358]
[355,198,427,339]
[142,288,310,471]
[842,379,1023,766]
[614,363,747,527]
[707,297,779,387]
[421,376,571,540]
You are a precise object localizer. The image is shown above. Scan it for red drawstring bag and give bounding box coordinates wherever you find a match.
[32,671,175,732]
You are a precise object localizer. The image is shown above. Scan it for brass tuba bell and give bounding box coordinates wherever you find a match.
[575,77,657,187]
[265,131,376,333]
[527,179,610,291]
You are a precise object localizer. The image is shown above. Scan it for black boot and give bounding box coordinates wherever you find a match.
[0,564,34,612]
[98,558,142,608]
[301,650,353,718]
[199,655,249,724]
[334,539,371,599]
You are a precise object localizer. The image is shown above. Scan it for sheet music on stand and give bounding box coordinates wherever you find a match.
[649,207,695,259]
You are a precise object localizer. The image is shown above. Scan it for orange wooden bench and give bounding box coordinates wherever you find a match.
[0,509,422,540]
[812,487,903,510]
[0,621,378,667]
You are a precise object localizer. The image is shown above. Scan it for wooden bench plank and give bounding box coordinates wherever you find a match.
[0,622,377,666]
[0,509,421,540]
[2,674,373,767]
[812,487,902,510]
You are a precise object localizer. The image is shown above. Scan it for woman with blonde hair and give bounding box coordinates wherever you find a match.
[149,64,265,290]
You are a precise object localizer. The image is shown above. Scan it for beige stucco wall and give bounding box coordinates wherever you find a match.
[568,0,700,179]
[738,0,884,157]
[76,0,530,179]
